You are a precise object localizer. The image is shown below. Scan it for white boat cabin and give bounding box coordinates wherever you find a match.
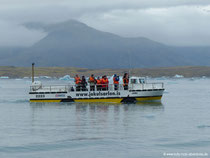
[30,76,164,93]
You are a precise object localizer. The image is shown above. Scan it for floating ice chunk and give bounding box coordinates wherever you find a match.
[15,79,22,80]
[59,75,72,81]
[174,74,184,78]
[189,77,195,81]
[39,76,51,79]
[0,76,9,79]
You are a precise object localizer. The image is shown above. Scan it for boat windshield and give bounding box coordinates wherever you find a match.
[139,79,145,84]
[131,79,137,84]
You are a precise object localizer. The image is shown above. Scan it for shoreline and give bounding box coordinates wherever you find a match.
[0,66,210,78]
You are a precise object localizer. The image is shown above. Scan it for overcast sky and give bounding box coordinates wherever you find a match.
[0,0,210,46]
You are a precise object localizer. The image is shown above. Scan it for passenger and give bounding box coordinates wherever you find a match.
[101,75,109,91]
[88,74,96,91]
[104,76,109,90]
[96,77,101,91]
[113,74,119,90]
[81,76,87,91]
[100,76,105,91]
[123,73,129,90]
[74,74,81,91]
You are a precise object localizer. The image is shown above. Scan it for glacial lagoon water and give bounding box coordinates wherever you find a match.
[0,78,210,158]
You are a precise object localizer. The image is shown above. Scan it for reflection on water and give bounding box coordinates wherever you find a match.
[2,79,210,158]
[29,102,164,134]
[29,101,164,113]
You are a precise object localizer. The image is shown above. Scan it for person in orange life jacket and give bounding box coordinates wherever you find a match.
[105,76,109,90]
[74,74,81,91]
[88,74,96,91]
[96,77,101,91]
[101,75,109,91]
[81,76,87,91]
[100,76,105,90]
[113,74,119,90]
[123,73,129,90]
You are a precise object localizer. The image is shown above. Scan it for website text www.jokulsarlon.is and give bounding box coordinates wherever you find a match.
[76,91,121,97]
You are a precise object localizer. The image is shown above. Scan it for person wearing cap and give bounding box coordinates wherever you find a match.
[123,73,129,90]
[102,75,109,91]
[74,74,81,91]
[96,77,101,91]
[113,74,119,90]
[88,74,96,91]
[81,76,87,91]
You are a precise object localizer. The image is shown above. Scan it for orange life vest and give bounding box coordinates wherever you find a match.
[104,78,109,84]
[123,78,129,86]
[89,76,95,83]
[113,77,119,84]
[104,78,109,87]
[101,78,108,87]
[100,78,104,83]
[75,76,81,84]
[97,79,101,84]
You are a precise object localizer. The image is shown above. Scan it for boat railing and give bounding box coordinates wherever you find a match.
[129,82,164,90]
[30,82,164,92]
[30,84,71,92]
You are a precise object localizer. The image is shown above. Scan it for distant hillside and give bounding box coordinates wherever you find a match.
[0,66,210,78]
[0,20,210,68]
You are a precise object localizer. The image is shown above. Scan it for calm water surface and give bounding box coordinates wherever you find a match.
[0,78,210,158]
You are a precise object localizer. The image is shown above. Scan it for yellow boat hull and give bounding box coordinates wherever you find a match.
[30,96,162,103]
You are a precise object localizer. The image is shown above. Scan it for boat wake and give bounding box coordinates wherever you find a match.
[197,125,210,129]
[0,99,29,104]
[0,137,103,153]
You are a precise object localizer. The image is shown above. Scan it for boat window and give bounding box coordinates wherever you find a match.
[139,79,145,84]
[131,79,137,84]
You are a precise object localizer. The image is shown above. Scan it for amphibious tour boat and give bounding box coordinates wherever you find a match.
[29,64,164,103]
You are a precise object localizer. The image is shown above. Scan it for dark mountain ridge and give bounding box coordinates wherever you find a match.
[0,20,210,68]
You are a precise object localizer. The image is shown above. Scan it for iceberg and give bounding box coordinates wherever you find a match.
[59,75,73,81]
[174,74,184,78]
[0,76,9,79]
[39,76,52,79]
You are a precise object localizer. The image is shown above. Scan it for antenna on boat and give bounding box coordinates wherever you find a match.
[128,50,132,76]
[32,63,35,83]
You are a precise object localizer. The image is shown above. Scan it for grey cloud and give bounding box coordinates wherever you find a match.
[81,6,210,46]
[1,0,210,23]
[0,20,46,46]
[0,0,210,46]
